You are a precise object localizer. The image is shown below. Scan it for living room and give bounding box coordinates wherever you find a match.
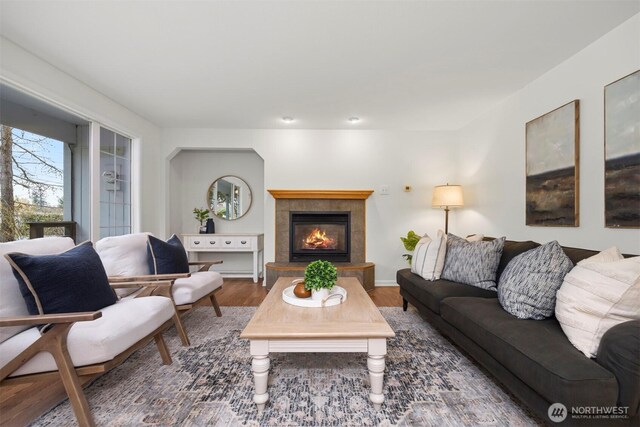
[1,1,639,426]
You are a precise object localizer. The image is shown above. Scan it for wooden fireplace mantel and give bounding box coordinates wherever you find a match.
[267,189,374,200]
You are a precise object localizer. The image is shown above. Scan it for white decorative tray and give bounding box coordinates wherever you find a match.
[282,283,347,308]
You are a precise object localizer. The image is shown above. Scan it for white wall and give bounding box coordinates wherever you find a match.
[457,14,640,253]
[0,36,162,237]
[160,129,458,283]
[168,149,265,273]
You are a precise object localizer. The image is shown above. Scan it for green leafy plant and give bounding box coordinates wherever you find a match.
[304,260,338,291]
[400,230,422,263]
[193,208,210,226]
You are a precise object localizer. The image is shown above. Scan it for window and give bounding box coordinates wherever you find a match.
[0,126,66,241]
[99,127,131,238]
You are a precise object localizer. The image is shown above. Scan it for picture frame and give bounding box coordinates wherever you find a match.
[604,70,640,228]
[525,100,580,227]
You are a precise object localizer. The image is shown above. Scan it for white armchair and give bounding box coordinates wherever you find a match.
[0,237,176,426]
[95,233,224,346]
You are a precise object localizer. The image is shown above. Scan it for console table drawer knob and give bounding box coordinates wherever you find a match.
[194,241,200,245]
[225,241,232,244]
[241,240,247,244]
[210,241,216,245]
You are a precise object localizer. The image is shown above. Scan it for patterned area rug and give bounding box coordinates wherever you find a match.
[34,306,543,426]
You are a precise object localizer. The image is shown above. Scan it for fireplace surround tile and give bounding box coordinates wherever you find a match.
[267,190,374,289]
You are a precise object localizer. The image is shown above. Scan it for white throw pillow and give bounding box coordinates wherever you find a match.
[411,230,447,281]
[555,249,640,358]
[95,233,153,298]
[578,246,623,265]
[95,233,152,276]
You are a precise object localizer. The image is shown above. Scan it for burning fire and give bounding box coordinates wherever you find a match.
[302,228,337,250]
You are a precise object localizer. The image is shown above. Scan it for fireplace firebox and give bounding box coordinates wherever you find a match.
[289,212,350,262]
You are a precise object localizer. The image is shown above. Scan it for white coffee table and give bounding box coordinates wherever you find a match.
[240,277,395,411]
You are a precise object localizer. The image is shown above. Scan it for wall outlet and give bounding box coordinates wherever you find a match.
[380,185,390,195]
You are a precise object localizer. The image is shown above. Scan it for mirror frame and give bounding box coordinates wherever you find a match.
[206,175,253,221]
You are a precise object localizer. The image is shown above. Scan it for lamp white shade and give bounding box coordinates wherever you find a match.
[432,184,464,208]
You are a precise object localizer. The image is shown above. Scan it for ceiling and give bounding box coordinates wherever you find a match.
[0,1,638,130]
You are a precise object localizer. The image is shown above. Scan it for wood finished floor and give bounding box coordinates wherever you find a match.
[215,278,403,307]
[0,279,402,426]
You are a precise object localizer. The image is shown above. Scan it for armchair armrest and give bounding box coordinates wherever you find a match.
[108,273,190,283]
[189,260,223,272]
[597,320,640,417]
[0,311,102,327]
[110,280,174,289]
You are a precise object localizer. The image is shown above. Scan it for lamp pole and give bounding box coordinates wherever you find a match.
[444,206,450,234]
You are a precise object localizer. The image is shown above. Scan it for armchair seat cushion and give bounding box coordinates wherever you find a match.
[0,296,174,377]
[173,271,223,306]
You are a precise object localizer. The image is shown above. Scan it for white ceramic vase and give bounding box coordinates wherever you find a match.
[311,288,329,302]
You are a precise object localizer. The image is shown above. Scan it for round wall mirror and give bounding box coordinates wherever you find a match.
[207,175,252,220]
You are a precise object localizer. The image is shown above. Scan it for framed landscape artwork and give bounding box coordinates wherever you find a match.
[525,100,580,227]
[605,70,640,228]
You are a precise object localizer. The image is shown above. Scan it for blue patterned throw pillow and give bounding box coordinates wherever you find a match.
[498,240,573,320]
[5,241,117,315]
[441,234,505,291]
[147,234,190,274]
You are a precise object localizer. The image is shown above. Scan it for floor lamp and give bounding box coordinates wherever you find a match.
[432,184,464,234]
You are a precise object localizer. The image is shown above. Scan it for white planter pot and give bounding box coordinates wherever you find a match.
[311,288,329,302]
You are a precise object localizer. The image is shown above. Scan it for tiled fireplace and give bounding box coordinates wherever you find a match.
[265,190,375,290]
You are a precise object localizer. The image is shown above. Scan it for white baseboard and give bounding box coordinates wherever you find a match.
[375,280,399,287]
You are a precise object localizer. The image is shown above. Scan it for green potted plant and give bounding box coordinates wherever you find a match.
[304,260,338,301]
[400,230,421,264]
[193,208,210,233]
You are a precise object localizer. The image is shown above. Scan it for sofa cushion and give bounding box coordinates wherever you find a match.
[441,297,618,408]
[147,234,190,275]
[396,268,497,314]
[0,296,174,377]
[596,320,640,416]
[0,237,75,344]
[5,241,117,316]
[556,252,640,358]
[441,234,505,291]
[498,241,573,320]
[173,271,224,305]
[561,246,600,265]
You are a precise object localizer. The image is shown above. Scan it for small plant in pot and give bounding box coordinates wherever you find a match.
[193,208,210,233]
[304,260,338,302]
[400,230,421,264]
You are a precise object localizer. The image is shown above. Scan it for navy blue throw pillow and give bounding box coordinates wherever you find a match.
[5,241,117,315]
[147,234,190,274]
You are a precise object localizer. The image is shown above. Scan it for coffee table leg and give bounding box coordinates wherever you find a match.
[250,340,270,411]
[368,338,387,410]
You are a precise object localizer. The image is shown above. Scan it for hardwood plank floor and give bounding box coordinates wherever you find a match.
[214,278,402,307]
[2,279,401,425]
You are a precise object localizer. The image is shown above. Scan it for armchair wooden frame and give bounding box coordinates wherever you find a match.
[0,295,175,427]
[108,260,224,347]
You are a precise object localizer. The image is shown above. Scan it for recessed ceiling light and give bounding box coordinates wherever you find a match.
[282,116,294,123]
[348,117,360,123]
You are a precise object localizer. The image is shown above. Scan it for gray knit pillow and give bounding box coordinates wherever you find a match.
[498,240,573,320]
[441,235,505,291]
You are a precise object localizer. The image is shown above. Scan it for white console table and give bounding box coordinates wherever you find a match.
[183,233,264,283]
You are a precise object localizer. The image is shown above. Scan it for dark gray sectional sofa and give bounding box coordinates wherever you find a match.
[397,240,640,426]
